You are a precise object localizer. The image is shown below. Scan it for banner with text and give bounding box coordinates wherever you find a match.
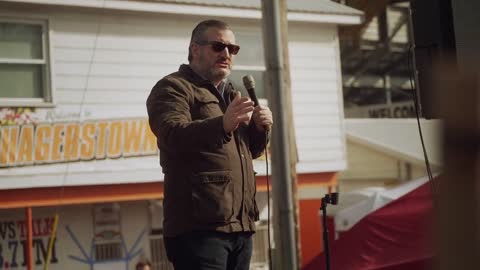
[0,118,158,168]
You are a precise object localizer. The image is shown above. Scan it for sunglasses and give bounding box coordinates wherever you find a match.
[197,40,240,55]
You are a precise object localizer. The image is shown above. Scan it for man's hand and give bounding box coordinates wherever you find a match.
[252,105,273,132]
[223,92,254,133]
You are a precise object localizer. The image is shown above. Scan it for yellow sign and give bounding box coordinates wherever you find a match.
[0,118,157,167]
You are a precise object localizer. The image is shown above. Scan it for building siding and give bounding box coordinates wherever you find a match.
[339,139,428,192]
[289,22,347,172]
[1,4,347,188]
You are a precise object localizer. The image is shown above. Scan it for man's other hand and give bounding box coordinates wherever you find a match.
[252,105,273,132]
[223,91,254,133]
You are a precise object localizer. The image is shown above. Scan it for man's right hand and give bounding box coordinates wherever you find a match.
[223,91,254,133]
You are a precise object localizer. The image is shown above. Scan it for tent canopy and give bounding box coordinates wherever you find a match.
[305,179,435,270]
[332,177,429,231]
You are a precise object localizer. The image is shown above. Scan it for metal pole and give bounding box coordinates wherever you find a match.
[260,1,298,269]
[321,199,331,270]
[26,207,33,270]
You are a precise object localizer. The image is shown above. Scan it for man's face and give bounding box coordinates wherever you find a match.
[191,27,237,83]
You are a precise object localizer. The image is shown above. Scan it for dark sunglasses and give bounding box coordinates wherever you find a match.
[197,40,240,55]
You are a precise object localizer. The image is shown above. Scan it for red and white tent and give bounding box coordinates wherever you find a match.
[304,178,436,270]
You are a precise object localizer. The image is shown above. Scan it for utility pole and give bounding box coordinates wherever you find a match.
[260,0,299,269]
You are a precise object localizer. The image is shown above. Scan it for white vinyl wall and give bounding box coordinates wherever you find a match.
[289,22,347,173]
[0,4,347,189]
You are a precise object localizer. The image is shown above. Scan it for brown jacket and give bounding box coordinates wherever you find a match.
[146,64,268,237]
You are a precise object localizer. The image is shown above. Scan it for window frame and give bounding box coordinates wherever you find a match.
[230,65,267,99]
[92,203,123,261]
[0,16,55,107]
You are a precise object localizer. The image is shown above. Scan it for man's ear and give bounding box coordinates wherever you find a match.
[190,43,200,58]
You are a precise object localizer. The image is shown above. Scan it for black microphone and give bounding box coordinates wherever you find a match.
[322,192,339,207]
[242,75,259,107]
[243,74,271,132]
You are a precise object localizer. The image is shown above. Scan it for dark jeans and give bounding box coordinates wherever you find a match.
[164,231,253,270]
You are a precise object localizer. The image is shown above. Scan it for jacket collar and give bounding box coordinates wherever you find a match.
[178,64,212,87]
[178,64,235,101]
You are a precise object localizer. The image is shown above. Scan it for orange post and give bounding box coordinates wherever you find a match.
[26,207,33,270]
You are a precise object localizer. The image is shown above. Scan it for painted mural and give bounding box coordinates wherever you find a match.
[66,226,145,270]
[0,108,38,126]
[0,202,153,270]
[0,217,58,269]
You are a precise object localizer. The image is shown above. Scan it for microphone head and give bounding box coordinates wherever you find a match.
[323,192,339,206]
[242,75,255,90]
[330,192,339,205]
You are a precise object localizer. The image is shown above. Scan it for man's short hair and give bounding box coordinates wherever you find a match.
[136,261,151,270]
[188,19,231,62]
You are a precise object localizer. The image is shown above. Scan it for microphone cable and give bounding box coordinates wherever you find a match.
[407,43,435,184]
[45,2,107,270]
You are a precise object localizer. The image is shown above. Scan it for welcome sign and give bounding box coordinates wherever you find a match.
[0,118,158,168]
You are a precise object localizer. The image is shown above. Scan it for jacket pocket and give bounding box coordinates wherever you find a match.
[196,93,218,103]
[253,200,260,221]
[191,171,234,224]
[194,93,222,118]
[249,196,260,222]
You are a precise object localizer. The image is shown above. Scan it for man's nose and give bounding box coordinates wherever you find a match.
[220,47,231,58]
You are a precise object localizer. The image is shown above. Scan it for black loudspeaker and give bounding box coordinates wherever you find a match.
[410,0,456,119]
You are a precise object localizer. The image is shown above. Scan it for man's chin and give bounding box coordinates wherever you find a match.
[214,68,231,79]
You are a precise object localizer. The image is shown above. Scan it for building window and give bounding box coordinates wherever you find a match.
[234,32,264,67]
[93,203,123,261]
[230,31,268,101]
[229,69,266,100]
[0,18,53,107]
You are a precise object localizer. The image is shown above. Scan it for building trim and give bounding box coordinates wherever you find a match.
[1,0,363,24]
[0,182,163,209]
[0,172,337,209]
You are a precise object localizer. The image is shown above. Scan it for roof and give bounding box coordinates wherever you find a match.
[145,0,363,16]
[2,0,363,24]
[345,119,442,167]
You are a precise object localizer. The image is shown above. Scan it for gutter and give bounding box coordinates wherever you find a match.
[1,0,363,24]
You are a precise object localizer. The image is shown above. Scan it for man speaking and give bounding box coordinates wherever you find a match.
[146,19,273,270]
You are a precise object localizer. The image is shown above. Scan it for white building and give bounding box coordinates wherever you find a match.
[0,0,363,269]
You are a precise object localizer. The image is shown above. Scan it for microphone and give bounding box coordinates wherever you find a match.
[242,75,259,107]
[322,192,339,207]
[243,74,270,132]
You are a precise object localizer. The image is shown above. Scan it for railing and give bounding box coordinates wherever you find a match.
[150,235,174,270]
[94,242,123,261]
[251,224,269,270]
